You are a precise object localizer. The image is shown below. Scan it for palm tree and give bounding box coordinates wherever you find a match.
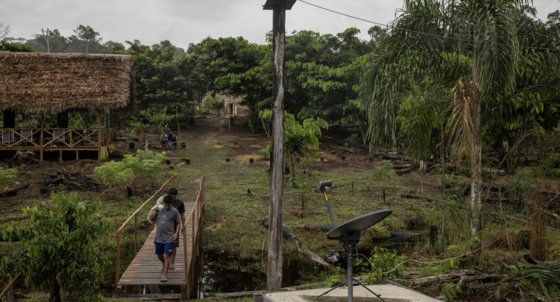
[361,0,534,243]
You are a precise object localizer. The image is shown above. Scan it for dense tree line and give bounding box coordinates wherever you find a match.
[2,23,387,134]
[1,4,559,161]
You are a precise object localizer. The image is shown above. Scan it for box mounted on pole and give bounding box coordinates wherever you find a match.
[263,0,296,10]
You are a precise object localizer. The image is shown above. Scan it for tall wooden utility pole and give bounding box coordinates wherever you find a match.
[263,0,295,292]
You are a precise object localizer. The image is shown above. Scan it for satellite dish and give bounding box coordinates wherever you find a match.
[317,208,392,302]
[327,209,392,240]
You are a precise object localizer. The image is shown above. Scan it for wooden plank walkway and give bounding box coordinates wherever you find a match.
[118,202,194,287]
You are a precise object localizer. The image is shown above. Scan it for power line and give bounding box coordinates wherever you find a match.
[298,0,390,28]
[297,0,558,52]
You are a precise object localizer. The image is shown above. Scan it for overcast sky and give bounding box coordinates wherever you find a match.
[1,0,558,48]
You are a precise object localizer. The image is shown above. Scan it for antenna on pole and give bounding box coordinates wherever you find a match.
[317,180,336,227]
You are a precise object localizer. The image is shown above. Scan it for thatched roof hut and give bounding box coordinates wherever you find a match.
[0,52,133,113]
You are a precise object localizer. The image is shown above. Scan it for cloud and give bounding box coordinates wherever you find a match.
[1,0,557,47]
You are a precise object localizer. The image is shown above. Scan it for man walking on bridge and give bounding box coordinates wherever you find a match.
[154,188,185,270]
[149,195,181,282]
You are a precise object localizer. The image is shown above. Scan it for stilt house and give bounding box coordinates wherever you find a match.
[0,51,133,161]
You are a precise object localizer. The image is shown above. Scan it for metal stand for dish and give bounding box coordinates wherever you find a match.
[311,186,391,302]
[316,230,385,302]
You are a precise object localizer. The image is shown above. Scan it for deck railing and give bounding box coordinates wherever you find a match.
[0,128,102,150]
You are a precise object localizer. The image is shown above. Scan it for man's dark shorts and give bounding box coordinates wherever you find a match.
[155,242,174,256]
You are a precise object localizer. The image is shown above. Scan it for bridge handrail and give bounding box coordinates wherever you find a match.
[0,273,20,301]
[183,176,205,298]
[183,176,205,230]
[115,176,175,286]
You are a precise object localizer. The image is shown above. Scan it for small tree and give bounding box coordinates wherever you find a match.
[93,150,165,187]
[201,93,225,115]
[4,193,107,301]
[260,109,328,181]
[0,167,18,193]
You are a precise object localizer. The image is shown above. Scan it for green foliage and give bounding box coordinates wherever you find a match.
[285,114,328,158]
[0,41,34,52]
[364,247,406,283]
[2,193,107,301]
[420,244,466,276]
[259,109,328,158]
[258,145,271,160]
[360,0,560,247]
[440,283,462,301]
[93,150,164,186]
[123,107,177,136]
[397,80,447,161]
[259,109,328,179]
[140,107,176,130]
[520,260,560,286]
[284,28,376,126]
[128,120,151,137]
[361,0,560,157]
[93,161,134,186]
[0,167,18,190]
[201,94,225,114]
[504,259,560,300]
[125,150,166,176]
[371,160,397,180]
[507,168,538,207]
[541,154,560,177]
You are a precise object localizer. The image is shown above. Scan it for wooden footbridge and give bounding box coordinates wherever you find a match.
[115,176,205,301]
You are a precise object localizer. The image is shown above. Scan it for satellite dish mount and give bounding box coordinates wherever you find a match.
[317,209,392,302]
[317,180,336,228]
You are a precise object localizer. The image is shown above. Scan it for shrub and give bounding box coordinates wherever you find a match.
[371,160,397,180]
[541,154,560,177]
[201,94,225,114]
[93,150,165,186]
[2,193,107,301]
[364,247,406,283]
[0,167,18,191]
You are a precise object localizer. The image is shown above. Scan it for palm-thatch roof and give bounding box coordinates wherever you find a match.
[0,52,133,113]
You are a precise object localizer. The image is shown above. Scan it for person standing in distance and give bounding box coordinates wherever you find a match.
[149,195,181,282]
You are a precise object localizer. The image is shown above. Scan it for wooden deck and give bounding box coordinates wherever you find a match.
[118,203,194,286]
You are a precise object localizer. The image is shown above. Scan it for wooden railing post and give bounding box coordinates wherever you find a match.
[183,220,189,298]
[134,214,138,252]
[40,128,44,162]
[180,176,205,300]
[115,232,121,287]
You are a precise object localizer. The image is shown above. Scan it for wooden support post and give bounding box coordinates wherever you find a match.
[98,129,102,161]
[115,232,121,287]
[40,129,44,162]
[264,0,294,291]
[181,285,187,301]
[183,222,189,299]
[133,214,138,252]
